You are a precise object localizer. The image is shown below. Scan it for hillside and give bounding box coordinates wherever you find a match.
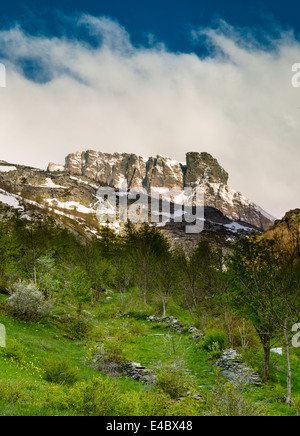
[263,209,300,241]
[1,280,300,416]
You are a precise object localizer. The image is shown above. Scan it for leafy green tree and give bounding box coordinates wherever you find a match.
[152,252,179,316]
[68,267,92,314]
[121,223,171,304]
[226,231,300,392]
[226,238,280,381]
[259,222,300,403]
[0,221,21,289]
[177,241,221,318]
[36,254,61,294]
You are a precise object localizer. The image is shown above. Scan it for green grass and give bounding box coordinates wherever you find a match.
[1,293,300,416]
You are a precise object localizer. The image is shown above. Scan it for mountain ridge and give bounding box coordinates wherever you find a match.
[48,150,275,230]
[0,158,265,251]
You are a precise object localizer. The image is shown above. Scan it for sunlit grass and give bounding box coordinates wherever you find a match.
[0,294,300,416]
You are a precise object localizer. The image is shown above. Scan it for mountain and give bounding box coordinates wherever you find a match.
[0,152,275,250]
[49,150,275,230]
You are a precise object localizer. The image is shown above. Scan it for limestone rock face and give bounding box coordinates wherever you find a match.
[47,163,65,172]
[145,156,184,191]
[50,150,275,230]
[185,152,229,186]
[65,151,146,190]
[63,150,229,191]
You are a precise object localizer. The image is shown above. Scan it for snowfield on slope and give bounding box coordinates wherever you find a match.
[0,189,23,210]
[45,198,96,214]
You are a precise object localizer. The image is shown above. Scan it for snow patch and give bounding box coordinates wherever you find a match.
[224,222,254,233]
[45,198,96,214]
[40,178,66,189]
[0,165,17,172]
[70,176,99,190]
[0,189,23,210]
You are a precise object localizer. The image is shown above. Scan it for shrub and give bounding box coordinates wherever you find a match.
[43,359,80,386]
[165,395,203,416]
[126,308,153,320]
[0,338,26,362]
[64,314,92,340]
[67,377,132,416]
[293,395,300,416]
[203,330,228,354]
[132,391,173,416]
[203,375,268,416]
[42,378,173,416]
[88,339,127,377]
[128,320,147,337]
[156,366,190,399]
[0,380,31,404]
[7,280,54,322]
[0,278,9,295]
[107,322,131,342]
[41,384,69,410]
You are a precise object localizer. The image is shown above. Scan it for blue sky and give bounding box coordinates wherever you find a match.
[1,0,300,54]
[0,1,299,218]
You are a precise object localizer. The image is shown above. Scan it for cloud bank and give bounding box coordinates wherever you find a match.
[0,14,299,218]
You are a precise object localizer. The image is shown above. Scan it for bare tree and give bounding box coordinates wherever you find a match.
[163,333,193,370]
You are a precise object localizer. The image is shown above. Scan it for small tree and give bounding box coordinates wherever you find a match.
[68,267,92,314]
[177,241,221,321]
[227,238,280,381]
[163,333,192,370]
[37,254,60,294]
[152,253,178,316]
[122,223,171,304]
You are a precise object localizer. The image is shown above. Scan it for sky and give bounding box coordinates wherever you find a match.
[0,1,300,218]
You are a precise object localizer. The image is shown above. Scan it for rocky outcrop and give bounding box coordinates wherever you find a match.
[49,150,275,230]
[61,150,229,190]
[64,151,146,190]
[145,156,184,191]
[47,163,65,172]
[185,152,229,186]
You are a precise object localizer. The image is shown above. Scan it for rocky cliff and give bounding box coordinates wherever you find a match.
[48,150,274,230]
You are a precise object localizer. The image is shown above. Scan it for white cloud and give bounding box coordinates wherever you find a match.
[0,15,299,218]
